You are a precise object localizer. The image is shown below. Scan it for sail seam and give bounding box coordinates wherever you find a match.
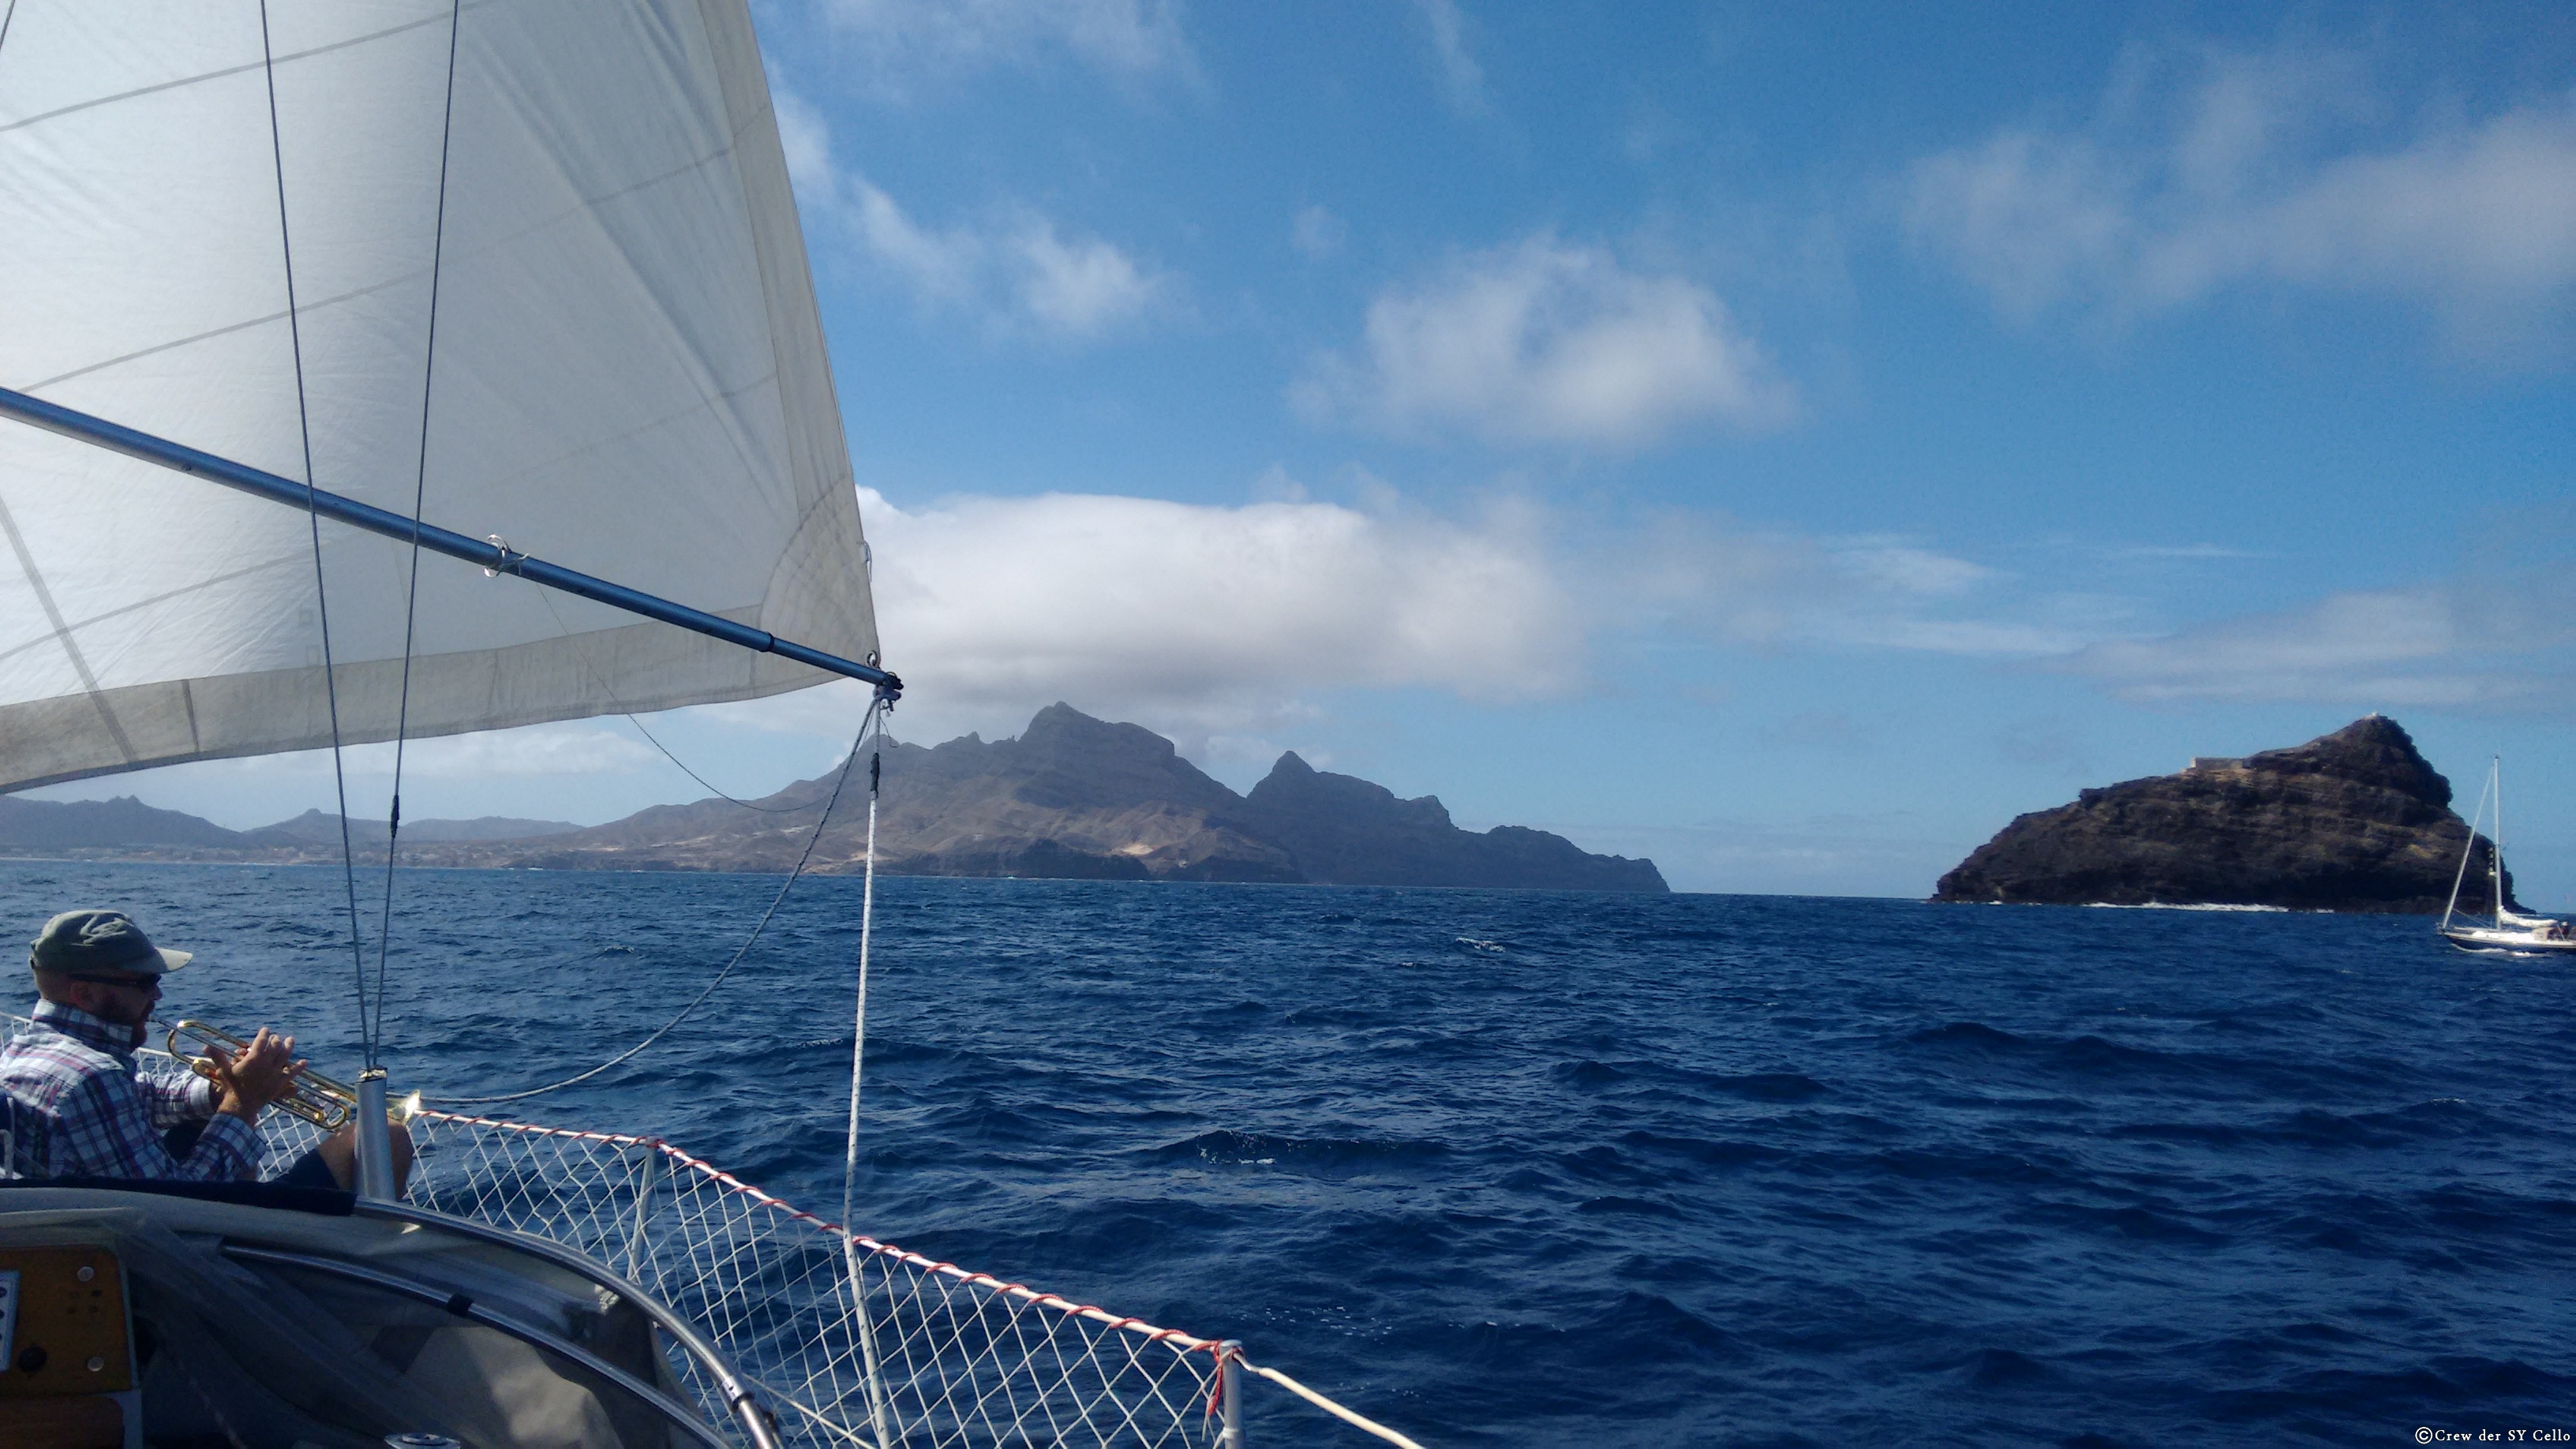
[0,616,820,794]
[0,556,302,671]
[0,9,459,138]
[21,275,430,397]
[0,493,137,765]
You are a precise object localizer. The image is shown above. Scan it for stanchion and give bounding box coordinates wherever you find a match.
[355,1069,396,1200]
[1219,1340,1246,1447]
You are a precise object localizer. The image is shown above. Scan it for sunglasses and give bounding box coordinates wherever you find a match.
[64,975,162,993]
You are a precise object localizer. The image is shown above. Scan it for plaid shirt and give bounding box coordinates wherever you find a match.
[0,1000,259,1181]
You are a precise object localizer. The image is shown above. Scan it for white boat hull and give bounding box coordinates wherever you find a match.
[2439,923,2576,954]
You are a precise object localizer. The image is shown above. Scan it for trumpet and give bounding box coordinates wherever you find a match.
[163,1020,372,1132]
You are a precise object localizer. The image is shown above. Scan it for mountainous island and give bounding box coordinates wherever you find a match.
[1933,715,2503,913]
[0,704,1665,893]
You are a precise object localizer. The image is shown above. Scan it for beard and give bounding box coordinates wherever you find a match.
[93,991,153,1046]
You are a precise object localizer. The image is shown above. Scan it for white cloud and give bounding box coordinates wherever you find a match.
[696,481,2118,761]
[2061,567,2576,710]
[773,88,1171,339]
[1013,222,1163,333]
[816,0,1194,89]
[859,486,1581,728]
[734,484,2127,753]
[773,86,837,195]
[1291,204,1347,260]
[1300,236,1797,447]
[1616,519,2114,659]
[1410,0,1485,115]
[1904,42,2576,350]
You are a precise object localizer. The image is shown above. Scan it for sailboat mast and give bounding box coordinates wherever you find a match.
[2491,757,2506,927]
[0,386,903,697]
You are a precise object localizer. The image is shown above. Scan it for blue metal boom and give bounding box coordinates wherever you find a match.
[0,385,900,696]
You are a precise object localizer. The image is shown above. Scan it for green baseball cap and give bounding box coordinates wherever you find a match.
[29,909,193,979]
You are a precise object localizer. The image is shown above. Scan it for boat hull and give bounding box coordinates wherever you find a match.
[2439,924,2576,954]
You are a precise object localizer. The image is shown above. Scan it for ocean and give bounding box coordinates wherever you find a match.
[2,859,2570,1447]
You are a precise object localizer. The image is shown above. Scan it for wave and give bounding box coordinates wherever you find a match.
[1952,1346,2058,1388]
[1917,1017,2024,1042]
[2080,900,2293,912]
[12,859,2563,1447]
[1148,1128,1452,1173]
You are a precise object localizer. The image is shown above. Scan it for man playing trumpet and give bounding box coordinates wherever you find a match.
[0,908,410,1190]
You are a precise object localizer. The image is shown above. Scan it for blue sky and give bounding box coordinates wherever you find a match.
[36,0,2576,900]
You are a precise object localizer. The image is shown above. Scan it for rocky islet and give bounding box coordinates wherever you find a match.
[1934,715,2505,913]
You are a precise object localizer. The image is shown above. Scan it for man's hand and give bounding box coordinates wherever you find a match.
[208,1028,305,1121]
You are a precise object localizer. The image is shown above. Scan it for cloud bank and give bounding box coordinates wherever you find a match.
[821,479,2576,749]
[768,482,2133,756]
[2063,565,2576,711]
[1299,236,1798,447]
[1904,43,2576,351]
[857,487,1580,728]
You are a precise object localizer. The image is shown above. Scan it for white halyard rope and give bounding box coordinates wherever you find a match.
[1238,1357,1428,1449]
[842,700,894,1449]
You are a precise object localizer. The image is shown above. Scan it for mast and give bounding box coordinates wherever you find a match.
[2491,757,2506,927]
[0,388,901,696]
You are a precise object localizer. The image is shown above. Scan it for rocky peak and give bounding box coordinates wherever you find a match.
[1020,702,1174,761]
[1005,703,1237,815]
[1248,752,1454,829]
[2241,713,2450,808]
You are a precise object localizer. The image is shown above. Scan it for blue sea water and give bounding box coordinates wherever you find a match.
[2,859,2571,1447]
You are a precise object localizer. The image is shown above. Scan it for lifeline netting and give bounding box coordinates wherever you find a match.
[2,1020,1421,1447]
[264,1108,1234,1448]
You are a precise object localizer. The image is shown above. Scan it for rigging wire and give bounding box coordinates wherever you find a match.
[259,0,376,1067]
[622,708,819,814]
[429,693,886,1107]
[526,583,818,812]
[371,0,466,1071]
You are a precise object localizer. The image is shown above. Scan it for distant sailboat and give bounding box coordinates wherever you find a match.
[2439,758,2575,955]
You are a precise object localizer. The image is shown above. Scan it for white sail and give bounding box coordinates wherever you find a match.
[0,0,878,792]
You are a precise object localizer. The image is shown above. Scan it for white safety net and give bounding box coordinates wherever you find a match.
[271,1108,1236,1447]
[1,1020,1419,1447]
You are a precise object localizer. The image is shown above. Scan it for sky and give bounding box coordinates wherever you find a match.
[30,0,2576,901]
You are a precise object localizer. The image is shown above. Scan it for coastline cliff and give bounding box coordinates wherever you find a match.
[489,704,1666,891]
[2,704,1666,893]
